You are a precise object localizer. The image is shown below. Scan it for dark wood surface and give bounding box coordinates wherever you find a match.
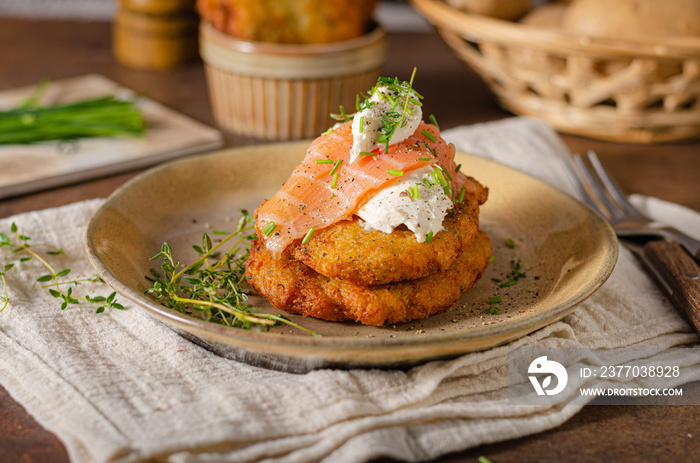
[1,16,699,463]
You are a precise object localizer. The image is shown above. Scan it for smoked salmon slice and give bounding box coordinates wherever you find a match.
[256,120,485,258]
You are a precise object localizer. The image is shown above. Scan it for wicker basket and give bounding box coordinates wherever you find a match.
[411,0,700,143]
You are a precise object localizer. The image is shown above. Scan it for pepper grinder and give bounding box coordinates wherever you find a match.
[113,0,199,70]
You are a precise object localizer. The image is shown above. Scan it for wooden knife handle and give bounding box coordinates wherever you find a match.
[643,241,700,334]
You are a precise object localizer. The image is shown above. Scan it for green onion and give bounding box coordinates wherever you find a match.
[441,165,453,182]
[330,159,343,176]
[500,280,517,288]
[426,231,434,243]
[506,238,516,249]
[322,127,334,136]
[359,116,364,133]
[489,306,499,315]
[429,114,439,129]
[458,187,466,203]
[488,296,502,304]
[407,185,419,199]
[302,227,316,244]
[455,163,462,173]
[387,169,404,176]
[421,129,436,143]
[330,172,338,189]
[330,105,352,123]
[434,168,447,187]
[422,178,433,189]
[0,83,145,145]
[360,151,376,157]
[418,157,431,161]
[262,222,277,236]
[316,159,333,164]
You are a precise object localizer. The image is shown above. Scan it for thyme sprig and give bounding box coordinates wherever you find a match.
[0,222,124,313]
[145,211,318,336]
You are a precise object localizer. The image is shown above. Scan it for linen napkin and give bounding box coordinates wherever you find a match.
[1,117,699,463]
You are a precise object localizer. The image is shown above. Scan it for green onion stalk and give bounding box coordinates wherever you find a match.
[0,82,145,145]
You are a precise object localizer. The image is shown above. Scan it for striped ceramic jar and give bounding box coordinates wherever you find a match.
[199,22,387,140]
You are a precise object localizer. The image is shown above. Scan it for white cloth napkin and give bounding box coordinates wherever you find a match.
[1,117,699,463]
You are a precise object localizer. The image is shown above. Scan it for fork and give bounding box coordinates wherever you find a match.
[564,150,700,333]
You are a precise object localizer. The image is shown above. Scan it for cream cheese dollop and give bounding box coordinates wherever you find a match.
[356,165,452,242]
[349,85,422,164]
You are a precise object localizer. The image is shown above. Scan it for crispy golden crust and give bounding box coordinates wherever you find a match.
[197,0,378,44]
[289,196,481,286]
[245,230,492,326]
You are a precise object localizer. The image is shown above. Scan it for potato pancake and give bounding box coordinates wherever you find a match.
[289,196,481,286]
[245,231,492,326]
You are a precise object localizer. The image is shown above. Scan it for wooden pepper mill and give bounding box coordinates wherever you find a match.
[113,0,199,70]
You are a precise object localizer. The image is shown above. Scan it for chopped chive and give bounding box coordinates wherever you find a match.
[491,277,502,282]
[360,151,375,157]
[434,168,447,187]
[330,172,338,189]
[426,230,434,243]
[500,280,517,288]
[441,165,453,182]
[418,157,431,161]
[359,116,364,133]
[458,187,466,203]
[489,306,499,315]
[322,127,334,136]
[455,163,462,173]
[330,159,343,176]
[506,238,516,249]
[489,256,496,263]
[355,94,361,111]
[316,159,334,164]
[429,114,439,129]
[387,169,404,176]
[302,227,316,244]
[421,129,436,143]
[422,178,433,188]
[407,185,419,199]
[488,296,502,304]
[262,222,277,236]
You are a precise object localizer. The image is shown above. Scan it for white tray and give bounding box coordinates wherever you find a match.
[0,74,223,199]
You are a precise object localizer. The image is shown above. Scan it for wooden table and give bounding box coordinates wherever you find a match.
[1,17,699,463]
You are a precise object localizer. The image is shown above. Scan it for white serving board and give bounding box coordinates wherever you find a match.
[0,74,223,199]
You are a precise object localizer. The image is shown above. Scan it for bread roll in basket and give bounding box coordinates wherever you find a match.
[411,0,700,143]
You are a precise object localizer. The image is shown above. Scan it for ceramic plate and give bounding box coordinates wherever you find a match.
[85,142,618,372]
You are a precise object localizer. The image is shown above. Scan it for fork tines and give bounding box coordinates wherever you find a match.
[566,151,643,222]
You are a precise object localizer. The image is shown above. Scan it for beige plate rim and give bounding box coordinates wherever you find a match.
[85,141,618,369]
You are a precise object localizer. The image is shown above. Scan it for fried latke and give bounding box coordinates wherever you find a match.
[245,230,492,326]
[197,0,378,44]
[289,196,481,286]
